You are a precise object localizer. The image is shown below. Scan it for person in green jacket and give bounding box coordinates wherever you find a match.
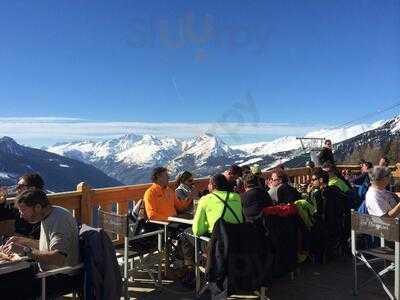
[322,162,351,193]
[192,173,243,237]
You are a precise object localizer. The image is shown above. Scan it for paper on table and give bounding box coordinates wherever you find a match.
[0,252,24,265]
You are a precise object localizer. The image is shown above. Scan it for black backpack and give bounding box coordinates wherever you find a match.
[206,192,273,297]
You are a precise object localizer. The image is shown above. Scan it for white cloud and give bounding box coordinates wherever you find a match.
[0,117,325,147]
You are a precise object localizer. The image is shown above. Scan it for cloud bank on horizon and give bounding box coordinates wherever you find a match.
[0,117,385,148]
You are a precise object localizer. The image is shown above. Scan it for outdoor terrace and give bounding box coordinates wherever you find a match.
[2,164,399,300]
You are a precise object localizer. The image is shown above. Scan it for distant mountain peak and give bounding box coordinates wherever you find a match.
[0,136,17,144]
[0,138,121,191]
[0,136,23,156]
[119,132,142,141]
[203,132,215,137]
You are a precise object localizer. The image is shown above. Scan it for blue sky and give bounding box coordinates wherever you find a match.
[0,0,399,146]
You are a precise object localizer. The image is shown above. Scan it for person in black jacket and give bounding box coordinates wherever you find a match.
[310,168,347,259]
[318,139,335,166]
[0,173,43,239]
[242,173,273,222]
[352,161,372,186]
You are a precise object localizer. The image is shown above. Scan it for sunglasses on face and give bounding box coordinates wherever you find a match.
[311,177,318,181]
[16,184,28,190]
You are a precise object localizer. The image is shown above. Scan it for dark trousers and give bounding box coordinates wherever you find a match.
[167,223,195,266]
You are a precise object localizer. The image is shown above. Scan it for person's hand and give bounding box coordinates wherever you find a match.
[3,236,25,248]
[307,184,315,193]
[1,238,26,255]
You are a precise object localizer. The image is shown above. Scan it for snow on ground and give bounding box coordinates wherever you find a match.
[238,157,263,166]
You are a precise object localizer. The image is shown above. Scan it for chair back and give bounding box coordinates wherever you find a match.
[351,210,400,242]
[128,199,143,236]
[98,208,129,237]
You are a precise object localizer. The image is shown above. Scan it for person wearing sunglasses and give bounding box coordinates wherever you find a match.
[175,171,198,202]
[0,173,44,239]
[268,168,301,204]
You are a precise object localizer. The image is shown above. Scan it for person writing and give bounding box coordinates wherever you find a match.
[1,189,79,270]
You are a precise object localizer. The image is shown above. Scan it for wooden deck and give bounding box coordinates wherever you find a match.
[121,256,390,300]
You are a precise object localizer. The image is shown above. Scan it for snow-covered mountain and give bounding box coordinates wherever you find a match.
[334,116,400,163]
[46,118,393,184]
[0,137,122,191]
[49,133,182,167]
[277,117,400,168]
[232,121,385,156]
[48,133,250,184]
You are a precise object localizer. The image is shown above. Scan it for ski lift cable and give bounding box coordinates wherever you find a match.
[331,98,400,130]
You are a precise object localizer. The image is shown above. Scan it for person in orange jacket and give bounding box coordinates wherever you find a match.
[144,167,195,286]
[144,167,192,221]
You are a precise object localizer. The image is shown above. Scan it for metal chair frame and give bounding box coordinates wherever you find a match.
[36,263,84,300]
[351,210,400,299]
[98,202,163,299]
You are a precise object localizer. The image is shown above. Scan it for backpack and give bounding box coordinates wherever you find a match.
[206,192,273,298]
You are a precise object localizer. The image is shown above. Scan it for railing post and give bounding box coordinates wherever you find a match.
[77,182,92,226]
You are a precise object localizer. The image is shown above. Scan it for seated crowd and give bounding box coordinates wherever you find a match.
[1,144,399,297]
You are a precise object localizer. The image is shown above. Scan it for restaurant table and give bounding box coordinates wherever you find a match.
[148,214,194,276]
[0,260,36,300]
[167,213,194,225]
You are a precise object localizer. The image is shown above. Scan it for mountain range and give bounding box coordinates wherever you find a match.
[48,133,249,184]
[1,116,396,190]
[46,117,396,184]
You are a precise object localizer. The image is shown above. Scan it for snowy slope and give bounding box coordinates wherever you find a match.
[48,134,182,167]
[232,121,385,156]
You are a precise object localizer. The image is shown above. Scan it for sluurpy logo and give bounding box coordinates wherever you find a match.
[127,11,270,62]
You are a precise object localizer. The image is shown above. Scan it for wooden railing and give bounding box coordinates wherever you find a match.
[264,164,363,186]
[5,164,400,228]
[41,178,210,226]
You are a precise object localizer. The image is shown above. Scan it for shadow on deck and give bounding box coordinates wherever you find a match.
[122,256,391,300]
